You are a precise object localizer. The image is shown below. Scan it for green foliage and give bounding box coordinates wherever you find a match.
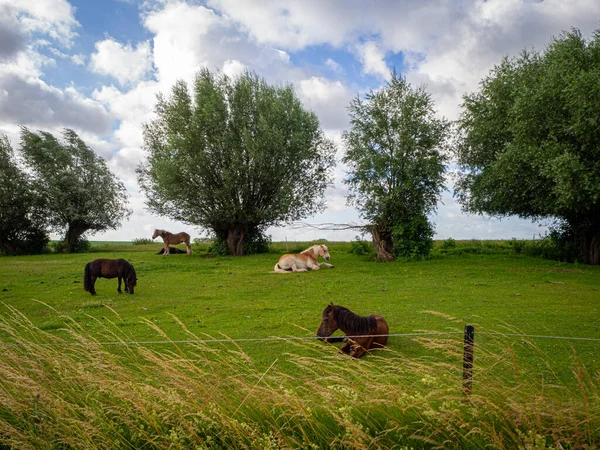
[514,225,581,263]
[392,212,434,260]
[441,237,457,249]
[455,28,600,264]
[243,230,271,255]
[131,238,154,245]
[20,128,131,253]
[349,237,372,256]
[138,69,336,255]
[343,70,449,261]
[0,135,49,255]
[51,238,91,254]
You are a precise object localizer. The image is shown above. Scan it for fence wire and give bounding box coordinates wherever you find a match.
[1,330,598,347]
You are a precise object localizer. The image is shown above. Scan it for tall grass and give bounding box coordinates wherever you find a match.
[1,305,598,449]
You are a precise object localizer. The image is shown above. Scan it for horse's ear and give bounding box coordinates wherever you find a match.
[329,301,334,306]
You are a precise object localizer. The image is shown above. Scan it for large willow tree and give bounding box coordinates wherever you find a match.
[21,128,131,253]
[343,72,449,261]
[138,69,336,255]
[455,29,600,264]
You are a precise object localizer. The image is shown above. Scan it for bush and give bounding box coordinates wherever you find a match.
[132,238,153,245]
[0,227,49,256]
[51,238,91,254]
[520,225,580,263]
[392,214,434,260]
[349,237,372,256]
[441,238,457,249]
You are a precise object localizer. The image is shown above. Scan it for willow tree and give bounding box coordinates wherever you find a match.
[20,128,131,252]
[138,69,336,255]
[455,29,600,264]
[343,72,449,261]
[0,135,48,255]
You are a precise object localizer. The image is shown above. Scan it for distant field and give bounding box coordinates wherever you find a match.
[1,241,599,448]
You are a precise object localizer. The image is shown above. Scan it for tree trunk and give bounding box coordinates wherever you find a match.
[577,229,600,265]
[65,221,88,253]
[227,226,246,256]
[369,224,395,262]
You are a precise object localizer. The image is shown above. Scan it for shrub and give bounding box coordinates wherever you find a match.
[52,238,91,254]
[441,238,457,249]
[392,214,434,260]
[349,237,372,256]
[0,226,49,256]
[131,238,153,245]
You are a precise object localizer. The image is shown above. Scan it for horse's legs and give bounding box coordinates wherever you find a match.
[163,241,170,256]
[90,276,97,295]
[186,243,192,255]
[291,263,308,272]
[349,337,373,358]
[117,277,123,293]
[340,339,352,354]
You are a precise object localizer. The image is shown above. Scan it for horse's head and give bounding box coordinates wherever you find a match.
[126,268,137,294]
[319,245,331,261]
[316,302,338,339]
[305,244,330,261]
[152,229,160,239]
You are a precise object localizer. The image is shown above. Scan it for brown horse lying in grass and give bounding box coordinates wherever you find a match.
[316,303,389,358]
[84,258,137,296]
[152,229,192,255]
[273,244,334,273]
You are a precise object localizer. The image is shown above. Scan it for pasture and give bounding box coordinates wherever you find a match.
[1,241,599,448]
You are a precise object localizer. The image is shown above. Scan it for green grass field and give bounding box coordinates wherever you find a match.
[1,241,599,448]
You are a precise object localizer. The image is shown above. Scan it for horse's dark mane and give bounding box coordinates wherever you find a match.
[332,305,377,335]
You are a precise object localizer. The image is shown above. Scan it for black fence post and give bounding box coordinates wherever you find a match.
[463,325,475,395]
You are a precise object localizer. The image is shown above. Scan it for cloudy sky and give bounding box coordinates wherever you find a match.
[1,0,598,242]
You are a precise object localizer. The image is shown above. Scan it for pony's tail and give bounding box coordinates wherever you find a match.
[272,263,291,274]
[83,263,92,293]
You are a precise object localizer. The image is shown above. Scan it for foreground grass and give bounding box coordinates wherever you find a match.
[1,305,598,449]
[1,241,599,448]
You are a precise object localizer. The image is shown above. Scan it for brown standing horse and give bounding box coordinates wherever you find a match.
[152,229,192,255]
[84,258,137,296]
[316,303,389,358]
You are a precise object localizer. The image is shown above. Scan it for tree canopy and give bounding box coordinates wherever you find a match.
[138,69,336,255]
[0,135,48,255]
[454,28,600,264]
[343,71,449,261]
[21,128,131,252]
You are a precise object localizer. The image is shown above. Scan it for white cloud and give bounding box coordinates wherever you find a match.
[325,58,343,74]
[222,59,246,78]
[90,39,154,86]
[297,77,352,130]
[354,41,390,80]
[0,0,79,48]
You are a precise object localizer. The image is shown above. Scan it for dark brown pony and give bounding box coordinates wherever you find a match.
[152,229,192,256]
[316,303,389,358]
[84,258,137,296]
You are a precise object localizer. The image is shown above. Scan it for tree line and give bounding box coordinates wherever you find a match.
[1,28,599,264]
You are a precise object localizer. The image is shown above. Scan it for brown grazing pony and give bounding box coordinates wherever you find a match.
[152,229,192,255]
[84,258,137,296]
[273,244,334,273]
[316,303,389,358]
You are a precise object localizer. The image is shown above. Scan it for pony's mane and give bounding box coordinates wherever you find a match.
[332,305,377,335]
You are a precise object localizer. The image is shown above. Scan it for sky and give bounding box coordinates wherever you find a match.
[1,0,598,243]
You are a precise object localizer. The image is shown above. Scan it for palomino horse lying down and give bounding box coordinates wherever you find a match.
[316,303,389,358]
[152,229,192,256]
[273,244,334,273]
